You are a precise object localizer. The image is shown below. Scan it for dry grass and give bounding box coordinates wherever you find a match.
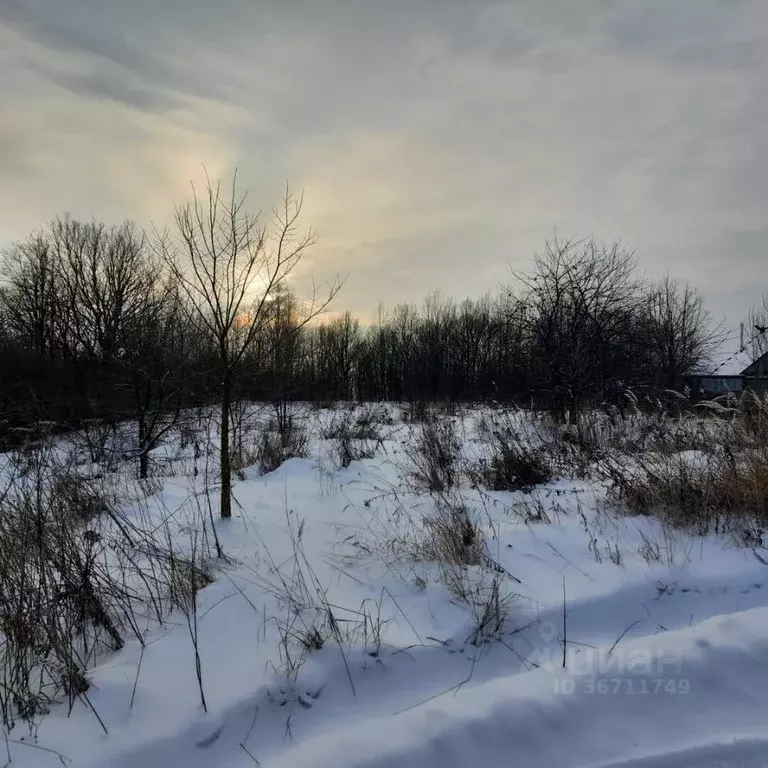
[242,512,391,686]
[322,406,380,469]
[409,418,462,493]
[403,399,433,424]
[607,449,768,539]
[50,474,111,523]
[321,405,382,442]
[338,488,519,646]
[419,497,484,566]
[472,413,552,492]
[256,413,309,475]
[0,444,218,729]
[596,391,768,543]
[442,568,518,646]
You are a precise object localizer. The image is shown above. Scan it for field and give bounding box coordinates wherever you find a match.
[3,397,768,768]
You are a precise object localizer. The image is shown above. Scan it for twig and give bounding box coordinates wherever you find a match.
[608,620,644,657]
[393,665,476,715]
[2,738,71,765]
[562,577,567,669]
[241,702,261,749]
[547,542,595,581]
[80,691,109,735]
[130,643,145,708]
[200,592,237,619]
[239,743,261,765]
[383,586,423,644]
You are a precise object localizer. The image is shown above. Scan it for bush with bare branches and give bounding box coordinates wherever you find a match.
[256,404,309,475]
[322,406,380,469]
[409,418,462,493]
[0,444,217,730]
[472,413,552,491]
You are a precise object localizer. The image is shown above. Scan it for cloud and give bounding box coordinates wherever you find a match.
[2,0,768,326]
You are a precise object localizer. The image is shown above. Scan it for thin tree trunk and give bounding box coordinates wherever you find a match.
[220,378,232,519]
[139,449,149,480]
[138,412,149,480]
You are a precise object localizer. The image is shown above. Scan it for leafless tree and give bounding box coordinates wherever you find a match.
[313,311,362,400]
[118,280,190,478]
[1,233,61,358]
[643,276,723,387]
[1,217,169,442]
[47,217,157,361]
[156,172,342,518]
[513,237,642,417]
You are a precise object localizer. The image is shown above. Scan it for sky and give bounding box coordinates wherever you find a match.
[2,0,767,329]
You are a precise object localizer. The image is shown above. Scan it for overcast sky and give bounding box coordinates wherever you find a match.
[2,0,767,328]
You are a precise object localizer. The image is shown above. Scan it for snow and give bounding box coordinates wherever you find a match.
[705,345,754,376]
[7,404,768,768]
[271,607,768,768]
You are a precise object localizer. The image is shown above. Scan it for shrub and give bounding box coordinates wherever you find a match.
[733,390,768,448]
[404,399,432,424]
[322,406,380,469]
[476,421,552,492]
[486,436,551,491]
[409,418,461,492]
[443,569,517,646]
[420,498,484,566]
[50,474,111,524]
[333,434,376,470]
[256,408,309,475]
[0,446,216,729]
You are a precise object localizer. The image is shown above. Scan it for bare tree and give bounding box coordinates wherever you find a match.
[0,217,164,438]
[48,217,156,362]
[118,280,190,479]
[157,172,342,518]
[642,276,723,388]
[513,237,641,417]
[313,311,362,400]
[1,233,61,358]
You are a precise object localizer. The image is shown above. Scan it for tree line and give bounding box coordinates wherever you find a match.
[0,174,724,507]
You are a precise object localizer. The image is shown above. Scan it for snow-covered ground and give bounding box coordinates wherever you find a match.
[7,403,768,767]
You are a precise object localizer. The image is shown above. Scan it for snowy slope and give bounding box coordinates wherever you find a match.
[7,405,768,768]
[269,608,768,768]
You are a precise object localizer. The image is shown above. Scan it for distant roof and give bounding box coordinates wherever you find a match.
[703,346,756,377]
[690,329,768,377]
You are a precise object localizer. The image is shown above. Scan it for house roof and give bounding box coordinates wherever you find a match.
[704,346,755,376]
[742,350,768,376]
[698,346,768,377]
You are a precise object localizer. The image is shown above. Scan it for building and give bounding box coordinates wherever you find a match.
[742,351,768,394]
[686,347,768,397]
